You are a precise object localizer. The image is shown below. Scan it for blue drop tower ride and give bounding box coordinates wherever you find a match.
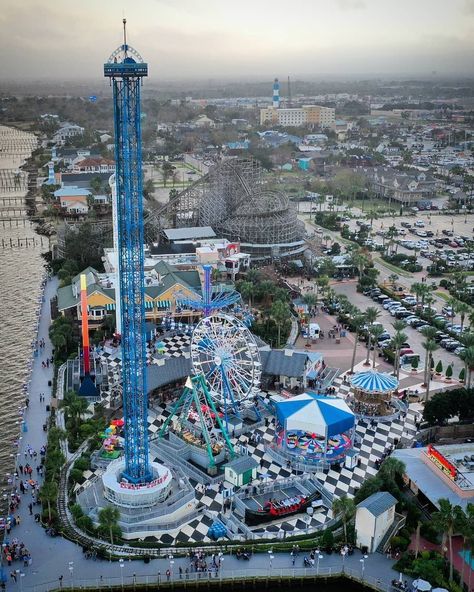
[104,20,151,484]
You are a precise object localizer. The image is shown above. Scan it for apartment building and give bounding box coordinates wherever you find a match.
[260,105,335,128]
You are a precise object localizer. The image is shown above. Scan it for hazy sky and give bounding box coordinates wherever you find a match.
[1,0,474,81]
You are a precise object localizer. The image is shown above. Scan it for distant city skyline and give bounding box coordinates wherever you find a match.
[1,0,474,81]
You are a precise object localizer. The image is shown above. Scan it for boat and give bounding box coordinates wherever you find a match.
[244,490,322,525]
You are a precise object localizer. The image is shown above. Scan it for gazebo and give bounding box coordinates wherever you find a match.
[274,393,355,464]
[349,370,399,417]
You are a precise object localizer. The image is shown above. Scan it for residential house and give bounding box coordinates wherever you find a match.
[54,186,91,214]
[53,123,85,146]
[367,169,437,205]
[72,157,115,174]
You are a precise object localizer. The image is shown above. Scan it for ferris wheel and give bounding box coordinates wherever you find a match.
[190,313,262,416]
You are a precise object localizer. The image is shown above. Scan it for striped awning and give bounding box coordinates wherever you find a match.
[105,303,116,311]
[144,300,154,309]
[156,300,171,309]
[349,370,399,394]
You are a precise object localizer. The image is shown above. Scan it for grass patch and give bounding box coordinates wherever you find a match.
[374,256,412,278]
[435,291,450,301]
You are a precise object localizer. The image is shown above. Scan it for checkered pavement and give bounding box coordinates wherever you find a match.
[90,345,420,544]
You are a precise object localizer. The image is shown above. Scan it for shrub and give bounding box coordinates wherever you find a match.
[420,521,440,544]
[321,529,334,552]
[73,456,91,472]
[411,357,419,370]
[70,503,84,520]
[390,535,410,551]
[436,360,443,374]
[446,365,453,379]
[459,368,466,382]
[76,515,95,535]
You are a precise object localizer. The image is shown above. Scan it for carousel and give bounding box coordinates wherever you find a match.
[349,370,399,418]
[274,393,355,464]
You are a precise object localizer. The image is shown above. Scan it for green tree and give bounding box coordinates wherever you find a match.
[238,281,255,307]
[422,339,438,401]
[332,495,356,544]
[433,498,460,582]
[456,301,470,332]
[364,307,381,365]
[436,360,443,375]
[446,364,453,380]
[270,300,291,348]
[89,176,103,195]
[161,161,174,187]
[391,328,408,380]
[460,347,474,389]
[98,506,121,546]
[39,481,58,522]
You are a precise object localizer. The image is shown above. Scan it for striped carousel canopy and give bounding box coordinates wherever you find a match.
[349,370,398,394]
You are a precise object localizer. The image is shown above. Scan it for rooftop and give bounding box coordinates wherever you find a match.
[357,491,397,517]
[163,227,216,241]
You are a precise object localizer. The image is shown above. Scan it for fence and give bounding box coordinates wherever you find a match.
[19,565,398,592]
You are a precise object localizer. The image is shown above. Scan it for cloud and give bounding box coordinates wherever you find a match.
[464,0,474,14]
[336,0,366,9]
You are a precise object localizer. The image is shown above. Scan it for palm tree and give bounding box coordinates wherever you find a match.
[456,301,470,332]
[350,249,369,279]
[349,314,366,374]
[411,282,430,307]
[323,234,331,247]
[315,275,330,297]
[332,495,356,544]
[391,330,408,380]
[98,506,121,546]
[433,498,460,582]
[364,307,381,366]
[61,391,89,439]
[39,481,58,522]
[239,281,255,307]
[270,300,291,348]
[454,504,474,591]
[378,457,406,482]
[446,296,458,327]
[370,325,386,368]
[388,273,399,289]
[422,339,438,401]
[420,326,438,385]
[366,208,379,228]
[460,346,474,389]
[302,293,318,315]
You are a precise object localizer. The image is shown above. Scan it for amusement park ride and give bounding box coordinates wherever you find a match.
[103,19,151,485]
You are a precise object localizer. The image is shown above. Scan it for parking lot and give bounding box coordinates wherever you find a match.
[331,280,464,377]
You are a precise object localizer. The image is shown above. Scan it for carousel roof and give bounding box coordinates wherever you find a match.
[349,370,398,394]
[275,393,355,438]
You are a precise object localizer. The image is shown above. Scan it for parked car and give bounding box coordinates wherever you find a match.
[415,220,425,228]
[442,306,454,317]
[405,316,421,326]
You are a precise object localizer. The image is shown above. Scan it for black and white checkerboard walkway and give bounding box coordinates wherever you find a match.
[92,348,419,544]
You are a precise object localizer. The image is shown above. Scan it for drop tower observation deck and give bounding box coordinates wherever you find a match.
[104,21,150,484]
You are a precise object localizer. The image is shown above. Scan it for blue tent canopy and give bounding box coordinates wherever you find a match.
[349,370,399,394]
[275,393,354,438]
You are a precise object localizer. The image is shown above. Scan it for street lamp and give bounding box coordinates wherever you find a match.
[316,554,323,575]
[68,561,74,591]
[341,546,348,573]
[360,554,368,580]
[268,550,274,571]
[119,559,124,591]
[169,555,174,579]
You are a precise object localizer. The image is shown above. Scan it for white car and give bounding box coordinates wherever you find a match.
[415,220,425,227]
[405,316,420,326]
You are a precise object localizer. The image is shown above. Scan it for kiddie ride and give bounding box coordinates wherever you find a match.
[99,419,124,460]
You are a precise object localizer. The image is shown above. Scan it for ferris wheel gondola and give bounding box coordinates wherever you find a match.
[190,313,262,420]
